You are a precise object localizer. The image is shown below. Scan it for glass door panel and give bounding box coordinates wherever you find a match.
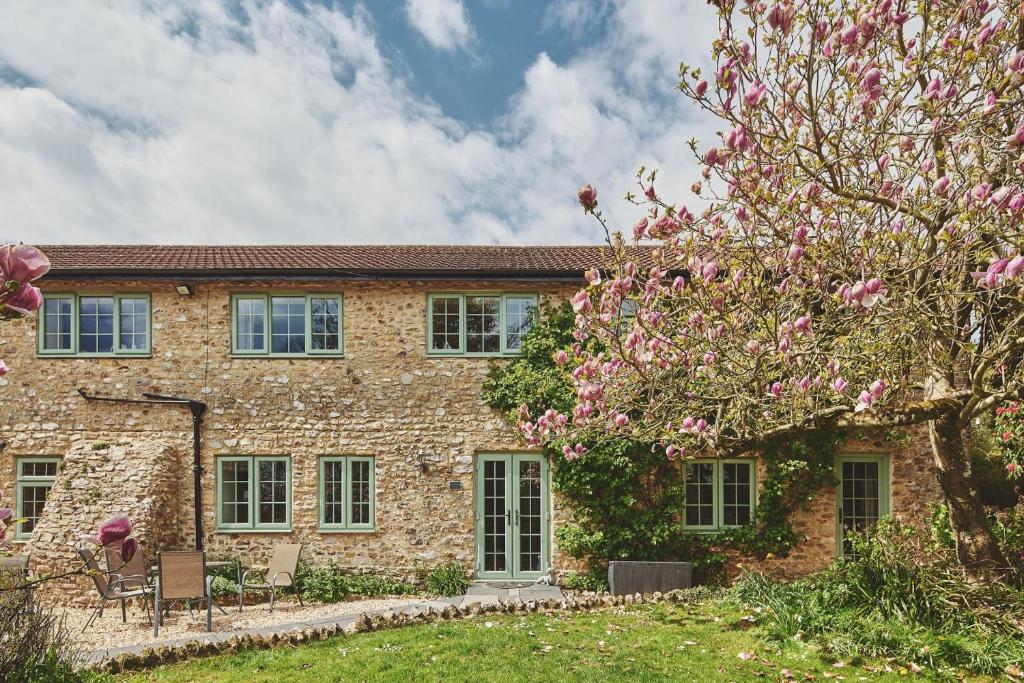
[482,458,510,574]
[516,458,543,575]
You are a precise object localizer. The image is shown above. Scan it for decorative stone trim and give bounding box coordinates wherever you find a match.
[90,589,706,674]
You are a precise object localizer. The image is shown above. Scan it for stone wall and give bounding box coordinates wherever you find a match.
[0,277,579,602]
[0,275,945,601]
[25,438,192,604]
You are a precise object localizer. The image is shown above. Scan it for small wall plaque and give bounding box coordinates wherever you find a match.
[448,481,463,491]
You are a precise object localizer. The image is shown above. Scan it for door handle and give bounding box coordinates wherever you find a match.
[506,510,511,527]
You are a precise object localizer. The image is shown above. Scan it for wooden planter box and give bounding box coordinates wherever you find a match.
[608,561,693,596]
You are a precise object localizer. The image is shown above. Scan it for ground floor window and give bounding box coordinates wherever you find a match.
[683,459,755,530]
[216,456,291,531]
[319,456,375,530]
[16,458,60,540]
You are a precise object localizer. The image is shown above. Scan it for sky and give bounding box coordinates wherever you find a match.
[0,0,720,246]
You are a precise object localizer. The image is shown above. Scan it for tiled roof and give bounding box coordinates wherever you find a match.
[37,244,648,279]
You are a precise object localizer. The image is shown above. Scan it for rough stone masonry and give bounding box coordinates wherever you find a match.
[0,272,943,603]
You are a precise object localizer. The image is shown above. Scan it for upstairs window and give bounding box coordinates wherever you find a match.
[231,293,343,356]
[38,294,151,356]
[427,293,537,356]
[683,459,755,530]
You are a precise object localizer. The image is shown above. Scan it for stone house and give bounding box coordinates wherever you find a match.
[0,244,943,600]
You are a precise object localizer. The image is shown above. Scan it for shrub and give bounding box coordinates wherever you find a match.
[737,519,1024,676]
[0,578,90,683]
[560,568,609,592]
[295,563,349,603]
[425,562,469,596]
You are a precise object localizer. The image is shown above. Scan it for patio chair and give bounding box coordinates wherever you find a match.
[79,547,153,631]
[154,550,213,637]
[104,542,150,593]
[239,543,303,612]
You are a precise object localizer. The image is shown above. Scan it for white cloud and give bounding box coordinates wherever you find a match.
[404,0,474,52]
[0,0,719,246]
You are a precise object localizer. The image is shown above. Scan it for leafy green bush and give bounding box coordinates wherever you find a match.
[560,569,609,592]
[295,563,349,603]
[737,519,1024,676]
[210,575,240,599]
[293,562,419,602]
[425,562,469,596]
[345,573,418,597]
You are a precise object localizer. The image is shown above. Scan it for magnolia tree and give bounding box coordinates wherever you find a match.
[0,244,50,375]
[525,0,1024,574]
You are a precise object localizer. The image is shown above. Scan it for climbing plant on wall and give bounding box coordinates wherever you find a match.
[483,302,843,581]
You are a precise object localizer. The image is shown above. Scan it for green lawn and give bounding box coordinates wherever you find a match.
[120,598,943,682]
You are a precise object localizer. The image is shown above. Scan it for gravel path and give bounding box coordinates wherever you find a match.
[62,597,417,651]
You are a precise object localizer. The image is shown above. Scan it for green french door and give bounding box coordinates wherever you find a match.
[836,455,890,558]
[475,454,549,580]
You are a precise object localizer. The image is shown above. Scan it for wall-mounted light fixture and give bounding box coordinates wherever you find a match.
[175,284,193,296]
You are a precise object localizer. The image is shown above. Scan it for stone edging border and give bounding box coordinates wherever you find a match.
[92,589,705,674]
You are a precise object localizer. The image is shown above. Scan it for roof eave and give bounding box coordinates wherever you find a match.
[40,268,587,282]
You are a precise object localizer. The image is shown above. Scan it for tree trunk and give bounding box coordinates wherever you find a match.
[928,412,1008,577]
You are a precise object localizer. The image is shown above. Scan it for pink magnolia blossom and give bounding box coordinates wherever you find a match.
[585,268,601,285]
[555,350,569,365]
[770,382,783,399]
[0,244,50,283]
[832,377,848,394]
[932,175,951,196]
[695,80,709,97]
[743,81,767,108]
[745,339,762,355]
[577,184,597,211]
[97,515,132,547]
[0,361,7,377]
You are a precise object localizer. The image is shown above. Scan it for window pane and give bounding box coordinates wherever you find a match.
[236,298,266,351]
[504,297,535,351]
[350,460,372,526]
[431,296,461,351]
[118,297,149,350]
[722,462,752,526]
[19,484,52,535]
[310,297,341,351]
[684,462,715,526]
[42,297,73,351]
[271,297,305,354]
[322,460,346,526]
[79,296,114,353]
[220,460,250,525]
[257,459,288,525]
[466,296,500,353]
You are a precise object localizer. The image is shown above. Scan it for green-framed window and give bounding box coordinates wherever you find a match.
[683,459,756,531]
[215,456,291,531]
[15,457,60,541]
[38,293,151,356]
[426,293,537,356]
[230,293,343,357]
[318,456,375,531]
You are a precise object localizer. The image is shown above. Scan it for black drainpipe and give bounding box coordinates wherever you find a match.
[77,388,208,550]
